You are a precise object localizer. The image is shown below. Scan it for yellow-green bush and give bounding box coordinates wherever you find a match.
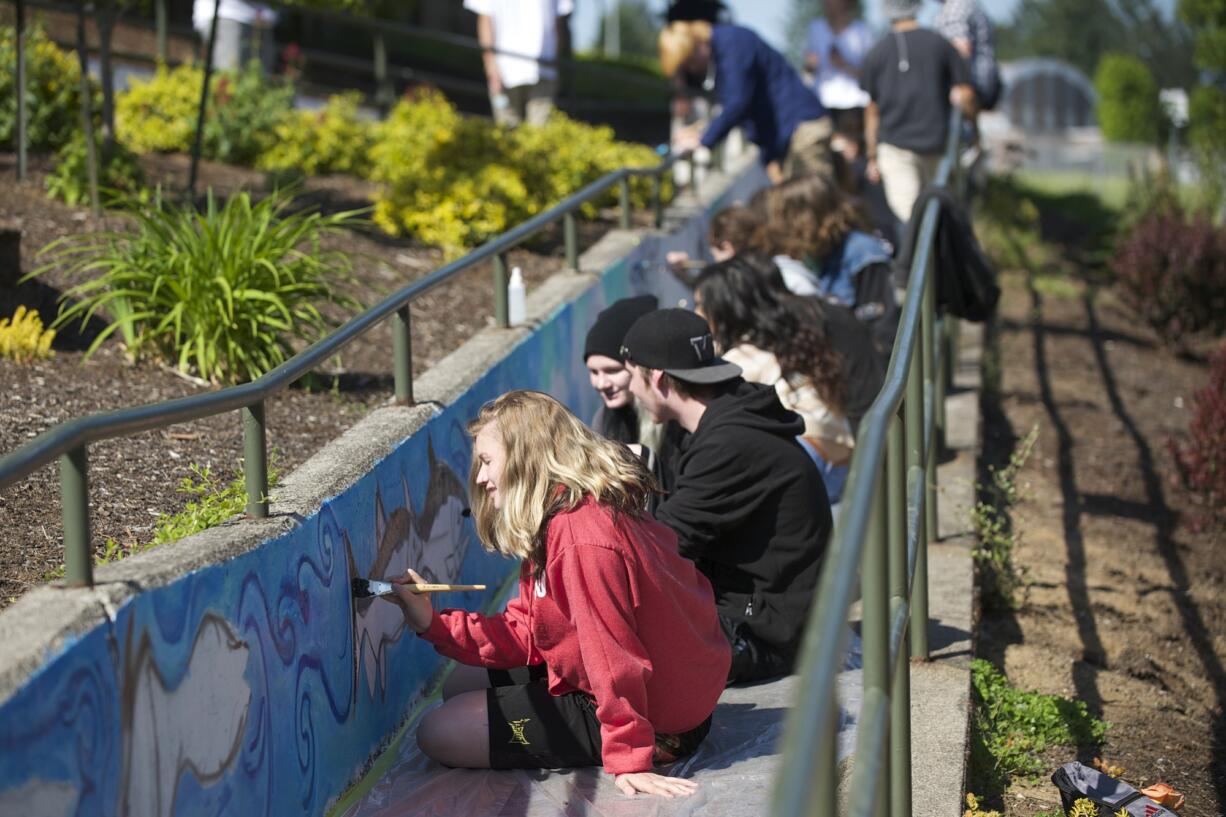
[370,89,668,256]
[116,63,202,153]
[258,92,376,177]
[117,61,293,164]
[0,25,99,151]
[0,306,55,363]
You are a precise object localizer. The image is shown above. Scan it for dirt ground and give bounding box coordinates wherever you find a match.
[0,150,627,607]
[976,222,1226,813]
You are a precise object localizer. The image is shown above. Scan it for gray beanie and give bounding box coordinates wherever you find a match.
[884,0,920,20]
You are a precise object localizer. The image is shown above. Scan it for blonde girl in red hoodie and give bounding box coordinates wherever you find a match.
[390,390,731,798]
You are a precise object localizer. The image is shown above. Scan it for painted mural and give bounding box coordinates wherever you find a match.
[0,162,769,817]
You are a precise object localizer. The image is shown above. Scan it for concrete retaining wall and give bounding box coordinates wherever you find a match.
[0,155,768,817]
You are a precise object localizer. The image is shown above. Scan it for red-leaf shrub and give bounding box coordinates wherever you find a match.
[1113,212,1226,345]
[1170,342,1226,523]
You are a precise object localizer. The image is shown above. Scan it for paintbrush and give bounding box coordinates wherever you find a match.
[351,578,487,598]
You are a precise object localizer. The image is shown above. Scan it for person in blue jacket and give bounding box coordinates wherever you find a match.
[659,20,835,185]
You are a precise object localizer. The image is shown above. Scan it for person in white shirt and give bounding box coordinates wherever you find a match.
[192,0,277,72]
[803,0,872,166]
[464,0,574,127]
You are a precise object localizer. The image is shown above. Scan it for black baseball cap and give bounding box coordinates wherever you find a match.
[620,308,742,385]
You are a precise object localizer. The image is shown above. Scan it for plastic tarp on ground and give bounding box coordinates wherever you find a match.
[340,643,862,817]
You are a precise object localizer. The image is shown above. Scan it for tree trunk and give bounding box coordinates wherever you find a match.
[188,0,223,200]
[76,3,101,216]
[15,0,27,182]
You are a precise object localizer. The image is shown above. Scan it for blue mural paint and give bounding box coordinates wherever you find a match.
[0,164,769,817]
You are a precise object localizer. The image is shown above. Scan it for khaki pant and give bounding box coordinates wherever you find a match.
[492,78,558,127]
[877,142,941,224]
[780,116,835,183]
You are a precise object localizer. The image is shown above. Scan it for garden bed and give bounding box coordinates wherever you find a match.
[0,148,637,607]
[972,176,1225,816]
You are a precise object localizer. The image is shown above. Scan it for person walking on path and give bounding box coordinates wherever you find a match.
[860,0,975,224]
[391,391,729,797]
[464,0,573,127]
[804,0,873,167]
[622,309,832,683]
[659,20,835,184]
[936,0,1001,111]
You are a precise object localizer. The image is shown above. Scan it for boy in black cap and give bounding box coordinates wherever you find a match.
[622,308,832,683]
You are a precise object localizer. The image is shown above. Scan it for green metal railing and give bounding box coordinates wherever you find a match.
[0,145,709,588]
[770,108,964,817]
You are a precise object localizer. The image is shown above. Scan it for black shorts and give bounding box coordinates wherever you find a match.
[485,665,712,770]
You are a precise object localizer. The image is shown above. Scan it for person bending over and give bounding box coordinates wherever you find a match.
[389,390,729,797]
[621,309,831,683]
[693,255,856,504]
[659,20,834,184]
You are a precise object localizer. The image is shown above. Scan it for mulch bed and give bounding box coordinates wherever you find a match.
[0,150,627,606]
[976,263,1225,811]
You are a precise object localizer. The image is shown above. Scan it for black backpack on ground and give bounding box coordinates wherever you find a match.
[1051,762,1177,817]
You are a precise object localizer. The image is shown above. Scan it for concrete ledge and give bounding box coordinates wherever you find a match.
[912,319,983,817]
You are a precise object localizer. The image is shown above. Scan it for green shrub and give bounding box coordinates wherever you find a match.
[370,89,668,256]
[971,659,1107,780]
[1093,53,1161,144]
[45,131,146,206]
[36,187,365,384]
[1188,84,1226,208]
[117,61,294,165]
[0,25,99,151]
[258,91,376,177]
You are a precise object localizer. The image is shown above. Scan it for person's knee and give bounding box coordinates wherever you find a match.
[416,692,490,768]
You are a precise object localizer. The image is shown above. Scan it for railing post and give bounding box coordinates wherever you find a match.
[862,461,890,817]
[243,402,269,518]
[921,252,939,548]
[393,304,413,405]
[564,212,579,271]
[60,446,92,587]
[887,412,913,817]
[906,330,929,659]
[618,176,632,230]
[493,252,510,328]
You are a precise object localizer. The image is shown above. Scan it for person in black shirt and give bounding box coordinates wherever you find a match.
[622,308,831,684]
[860,0,975,224]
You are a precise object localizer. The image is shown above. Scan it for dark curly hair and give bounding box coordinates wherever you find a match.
[695,253,847,417]
[755,175,865,263]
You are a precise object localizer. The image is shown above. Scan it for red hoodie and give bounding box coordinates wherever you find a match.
[420,495,731,774]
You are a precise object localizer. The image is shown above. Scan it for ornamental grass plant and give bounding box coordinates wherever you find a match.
[34,188,365,384]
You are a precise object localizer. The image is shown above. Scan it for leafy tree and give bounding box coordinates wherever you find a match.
[1094,53,1161,143]
[1179,0,1226,73]
[598,0,663,59]
[997,0,1194,90]
[785,0,822,64]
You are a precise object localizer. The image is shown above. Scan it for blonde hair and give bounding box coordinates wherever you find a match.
[468,390,656,574]
[658,20,712,78]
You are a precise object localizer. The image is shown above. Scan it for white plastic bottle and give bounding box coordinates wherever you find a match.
[507,266,526,327]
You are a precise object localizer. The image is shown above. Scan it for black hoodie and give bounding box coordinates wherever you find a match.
[655,380,832,653]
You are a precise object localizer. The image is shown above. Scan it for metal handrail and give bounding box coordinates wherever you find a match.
[0,143,700,586]
[770,107,964,817]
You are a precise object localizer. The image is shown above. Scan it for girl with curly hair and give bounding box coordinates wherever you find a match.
[693,253,858,502]
[388,390,729,798]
